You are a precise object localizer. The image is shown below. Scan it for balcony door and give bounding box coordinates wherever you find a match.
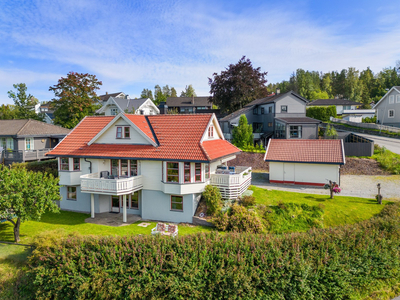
[111,159,138,177]
[111,195,120,213]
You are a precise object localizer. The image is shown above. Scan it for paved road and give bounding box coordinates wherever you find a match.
[352,132,400,155]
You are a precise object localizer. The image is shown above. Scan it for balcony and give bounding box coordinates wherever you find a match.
[210,166,252,200]
[2,148,54,163]
[80,172,143,195]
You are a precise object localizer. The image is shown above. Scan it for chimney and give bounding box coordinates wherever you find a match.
[106,92,108,95]
[276,88,280,95]
[159,102,168,114]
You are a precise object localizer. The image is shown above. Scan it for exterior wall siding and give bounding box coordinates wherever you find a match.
[269,162,339,186]
[376,89,400,127]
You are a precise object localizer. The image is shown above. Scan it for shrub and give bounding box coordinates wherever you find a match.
[213,204,264,233]
[11,159,58,177]
[240,195,256,207]
[373,145,400,174]
[306,105,337,121]
[324,124,338,139]
[362,116,377,123]
[202,185,222,215]
[25,203,400,300]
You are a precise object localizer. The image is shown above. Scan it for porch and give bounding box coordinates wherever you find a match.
[1,148,54,164]
[210,166,252,200]
[80,172,143,195]
[85,212,142,227]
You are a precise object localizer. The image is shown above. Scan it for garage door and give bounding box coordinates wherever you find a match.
[283,163,295,183]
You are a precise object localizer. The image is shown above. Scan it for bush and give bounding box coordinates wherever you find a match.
[239,195,256,207]
[306,105,337,121]
[202,185,222,215]
[324,124,338,139]
[24,203,400,300]
[373,145,400,174]
[213,204,264,233]
[362,116,377,123]
[11,159,58,177]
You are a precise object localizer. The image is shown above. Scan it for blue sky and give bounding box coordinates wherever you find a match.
[0,0,399,104]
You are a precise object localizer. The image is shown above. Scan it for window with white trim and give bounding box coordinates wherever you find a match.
[25,137,34,150]
[389,95,394,104]
[73,158,80,171]
[208,126,214,137]
[195,163,201,182]
[110,108,118,115]
[6,138,13,150]
[396,95,400,103]
[388,109,395,118]
[205,164,210,180]
[116,126,130,139]
[281,105,288,112]
[67,186,77,200]
[171,195,183,211]
[184,162,191,183]
[60,158,69,171]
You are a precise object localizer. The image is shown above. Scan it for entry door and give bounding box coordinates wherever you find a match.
[111,195,120,213]
[283,163,295,184]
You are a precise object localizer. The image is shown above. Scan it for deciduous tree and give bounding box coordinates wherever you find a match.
[180,84,196,97]
[0,165,60,242]
[209,56,269,113]
[140,88,154,100]
[49,72,102,129]
[7,83,43,120]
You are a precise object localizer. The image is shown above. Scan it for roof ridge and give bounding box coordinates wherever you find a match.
[16,119,31,135]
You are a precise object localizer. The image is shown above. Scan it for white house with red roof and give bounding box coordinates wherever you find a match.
[47,113,251,223]
[264,139,345,186]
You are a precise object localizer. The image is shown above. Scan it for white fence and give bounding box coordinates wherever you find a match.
[330,117,400,133]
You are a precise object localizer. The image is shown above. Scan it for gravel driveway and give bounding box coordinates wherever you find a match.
[252,173,400,200]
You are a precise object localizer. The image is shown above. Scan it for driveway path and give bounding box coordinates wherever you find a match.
[351,132,400,155]
[252,173,400,200]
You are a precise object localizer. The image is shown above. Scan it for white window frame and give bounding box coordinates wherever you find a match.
[25,137,34,151]
[396,95,400,103]
[388,109,395,118]
[0,138,6,150]
[389,95,394,104]
[6,138,13,150]
[110,107,118,115]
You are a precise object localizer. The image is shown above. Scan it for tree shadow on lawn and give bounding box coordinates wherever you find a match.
[303,196,329,202]
[348,199,384,205]
[38,211,89,226]
[0,223,17,243]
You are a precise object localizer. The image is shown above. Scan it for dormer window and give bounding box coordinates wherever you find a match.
[116,126,130,139]
[208,126,214,137]
[110,108,118,115]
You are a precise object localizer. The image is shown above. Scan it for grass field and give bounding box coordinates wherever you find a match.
[250,186,389,228]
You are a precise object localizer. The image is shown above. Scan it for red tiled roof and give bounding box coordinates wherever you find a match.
[202,139,240,161]
[264,139,345,165]
[48,114,240,162]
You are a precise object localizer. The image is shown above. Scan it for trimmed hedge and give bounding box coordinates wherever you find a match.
[306,105,337,121]
[25,203,400,299]
[12,159,58,177]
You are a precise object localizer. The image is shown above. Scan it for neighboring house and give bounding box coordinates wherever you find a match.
[166,97,213,113]
[374,86,400,128]
[46,113,251,224]
[0,119,70,165]
[39,103,55,124]
[97,97,159,116]
[264,139,345,186]
[342,109,376,123]
[307,98,362,115]
[220,91,321,145]
[99,92,128,105]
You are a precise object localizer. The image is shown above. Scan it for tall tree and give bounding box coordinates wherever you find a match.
[209,56,268,113]
[180,84,196,97]
[0,104,18,120]
[0,165,60,242]
[170,87,178,97]
[232,114,253,148]
[7,83,43,120]
[49,72,102,129]
[140,88,154,100]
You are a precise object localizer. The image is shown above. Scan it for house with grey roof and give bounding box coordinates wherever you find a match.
[307,98,362,115]
[374,86,400,128]
[0,119,70,165]
[98,92,128,104]
[97,97,159,116]
[166,97,213,113]
[220,91,321,145]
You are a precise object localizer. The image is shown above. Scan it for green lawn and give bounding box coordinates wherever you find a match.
[250,186,389,228]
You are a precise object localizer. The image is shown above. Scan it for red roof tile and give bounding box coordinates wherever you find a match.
[48,114,240,162]
[264,139,345,164]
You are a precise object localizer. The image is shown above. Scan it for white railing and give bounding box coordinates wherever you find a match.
[210,166,252,200]
[80,172,143,195]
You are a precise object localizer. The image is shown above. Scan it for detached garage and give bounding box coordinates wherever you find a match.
[264,139,345,186]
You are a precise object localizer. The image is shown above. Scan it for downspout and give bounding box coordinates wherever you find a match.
[84,158,92,173]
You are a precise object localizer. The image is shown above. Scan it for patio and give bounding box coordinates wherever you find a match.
[85,212,142,227]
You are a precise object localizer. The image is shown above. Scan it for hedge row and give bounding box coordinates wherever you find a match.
[24,204,400,299]
[12,159,58,177]
[306,105,337,121]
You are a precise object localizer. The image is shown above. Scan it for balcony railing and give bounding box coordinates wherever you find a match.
[80,172,143,195]
[1,148,54,163]
[210,166,252,200]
